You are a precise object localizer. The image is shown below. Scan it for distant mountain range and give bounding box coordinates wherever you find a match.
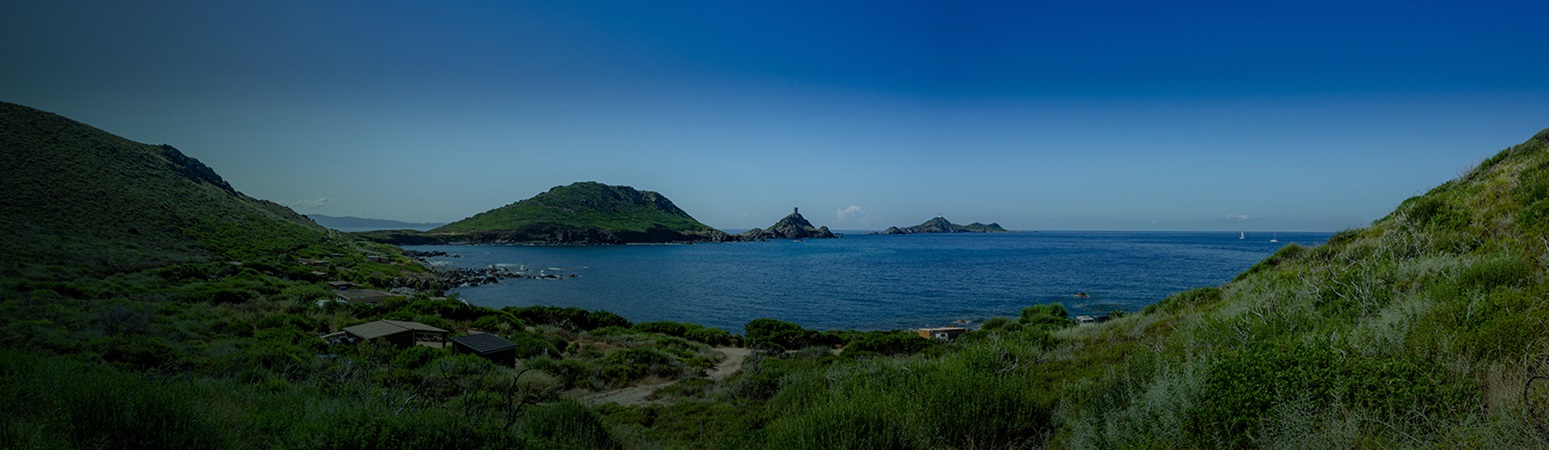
[306,215,445,231]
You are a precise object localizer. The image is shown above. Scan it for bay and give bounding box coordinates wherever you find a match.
[406,231,1330,332]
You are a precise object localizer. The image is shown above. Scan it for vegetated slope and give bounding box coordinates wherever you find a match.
[426,181,729,243]
[1038,129,1549,446]
[882,216,1008,234]
[0,102,327,280]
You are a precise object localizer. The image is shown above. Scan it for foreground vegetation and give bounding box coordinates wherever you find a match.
[6,100,1549,448]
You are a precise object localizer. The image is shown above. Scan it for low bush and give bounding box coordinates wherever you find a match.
[1020,302,1073,330]
[844,332,938,357]
[745,318,836,351]
[1194,342,1474,447]
[634,321,738,346]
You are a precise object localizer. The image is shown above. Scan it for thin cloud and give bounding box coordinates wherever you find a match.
[836,205,872,225]
[1225,214,1251,221]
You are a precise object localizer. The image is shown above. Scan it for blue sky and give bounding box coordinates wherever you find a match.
[4,1,1547,231]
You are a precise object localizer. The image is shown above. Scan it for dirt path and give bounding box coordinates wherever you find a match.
[706,347,751,380]
[578,347,751,406]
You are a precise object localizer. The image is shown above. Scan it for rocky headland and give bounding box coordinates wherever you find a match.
[882,216,1009,234]
[358,182,736,245]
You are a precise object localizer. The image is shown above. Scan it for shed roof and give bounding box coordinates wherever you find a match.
[335,289,391,303]
[342,320,448,340]
[451,333,518,355]
[385,320,448,334]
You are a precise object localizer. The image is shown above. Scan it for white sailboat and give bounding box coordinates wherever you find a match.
[1239,231,1245,240]
[1270,232,1278,243]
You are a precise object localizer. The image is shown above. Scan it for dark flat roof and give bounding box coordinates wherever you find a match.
[451,333,518,354]
[335,289,391,303]
[342,320,448,340]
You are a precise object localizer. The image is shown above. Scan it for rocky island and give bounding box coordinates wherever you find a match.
[741,208,837,240]
[359,182,734,245]
[882,216,1009,234]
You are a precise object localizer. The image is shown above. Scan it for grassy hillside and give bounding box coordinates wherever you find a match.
[603,129,1549,448]
[424,182,725,243]
[0,102,328,280]
[6,100,1549,448]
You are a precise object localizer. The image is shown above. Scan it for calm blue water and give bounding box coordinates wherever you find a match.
[406,231,1329,332]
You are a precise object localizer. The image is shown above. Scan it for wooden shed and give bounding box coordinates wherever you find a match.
[338,320,449,348]
[450,332,520,366]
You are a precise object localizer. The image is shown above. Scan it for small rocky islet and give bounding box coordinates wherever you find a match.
[880,216,1009,234]
[740,207,837,240]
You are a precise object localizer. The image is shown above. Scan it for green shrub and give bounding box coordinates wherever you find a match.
[505,331,561,359]
[472,314,525,333]
[598,347,685,384]
[1022,303,1069,319]
[1458,253,1536,292]
[744,318,826,351]
[528,357,595,389]
[1019,303,1073,330]
[255,313,318,332]
[979,316,1014,331]
[0,351,232,449]
[391,345,448,370]
[1194,342,1474,447]
[1407,196,1471,229]
[634,321,738,346]
[761,341,1056,449]
[844,332,937,357]
[504,306,631,331]
[96,334,180,370]
[633,321,689,336]
[520,401,621,450]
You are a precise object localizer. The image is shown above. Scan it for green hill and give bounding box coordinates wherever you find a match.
[0,102,328,280]
[423,182,729,244]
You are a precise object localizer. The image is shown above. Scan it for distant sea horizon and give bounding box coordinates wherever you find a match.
[407,231,1331,332]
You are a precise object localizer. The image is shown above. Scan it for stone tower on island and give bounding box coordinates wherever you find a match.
[739,206,836,240]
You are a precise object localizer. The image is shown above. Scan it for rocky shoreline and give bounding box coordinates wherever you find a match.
[404,250,578,289]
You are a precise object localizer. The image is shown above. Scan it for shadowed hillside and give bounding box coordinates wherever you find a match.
[0,102,327,280]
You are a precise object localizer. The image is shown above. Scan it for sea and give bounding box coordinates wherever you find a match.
[404,231,1331,332]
